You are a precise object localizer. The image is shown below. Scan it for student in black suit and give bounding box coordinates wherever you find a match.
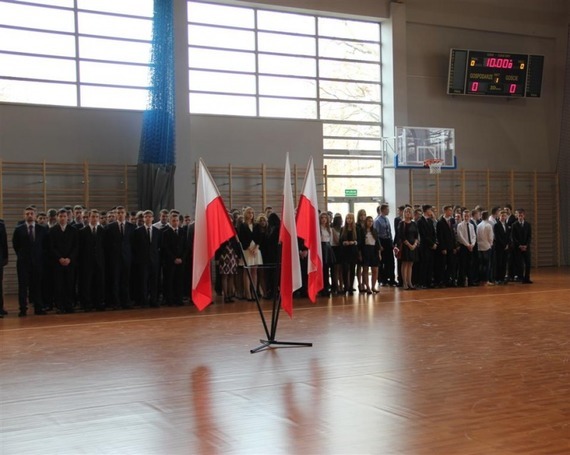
[417,204,438,288]
[456,210,477,287]
[0,218,8,317]
[511,208,532,283]
[505,204,517,280]
[493,209,511,285]
[78,210,106,311]
[161,211,187,306]
[392,205,406,287]
[435,205,456,287]
[105,206,135,309]
[12,206,48,316]
[49,208,79,314]
[182,220,195,301]
[132,210,161,307]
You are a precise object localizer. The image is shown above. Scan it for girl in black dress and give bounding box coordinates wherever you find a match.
[397,207,419,290]
[331,213,344,295]
[356,209,367,292]
[360,216,381,294]
[340,213,359,295]
[319,212,335,296]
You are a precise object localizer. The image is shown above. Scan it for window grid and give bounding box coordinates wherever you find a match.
[0,0,153,109]
[187,1,383,198]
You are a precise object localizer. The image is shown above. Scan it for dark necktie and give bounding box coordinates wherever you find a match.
[28,224,34,242]
[147,227,151,243]
[502,223,506,232]
[467,224,472,244]
[120,223,124,236]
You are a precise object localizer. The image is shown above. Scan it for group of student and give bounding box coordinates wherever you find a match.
[315,203,532,295]
[0,201,533,318]
[0,205,195,317]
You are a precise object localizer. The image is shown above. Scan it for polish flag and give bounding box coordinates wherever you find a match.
[192,159,236,311]
[296,157,323,302]
[280,153,302,318]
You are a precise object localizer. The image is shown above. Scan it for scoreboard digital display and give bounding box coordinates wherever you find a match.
[447,49,544,98]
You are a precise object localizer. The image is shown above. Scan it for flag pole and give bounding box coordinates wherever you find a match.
[250,230,312,352]
[234,235,271,341]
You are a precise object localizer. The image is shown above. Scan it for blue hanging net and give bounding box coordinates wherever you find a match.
[138,0,176,166]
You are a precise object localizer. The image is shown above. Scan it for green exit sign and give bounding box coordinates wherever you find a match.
[345,189,358,197]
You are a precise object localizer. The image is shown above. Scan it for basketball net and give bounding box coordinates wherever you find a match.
[424,159,444,174]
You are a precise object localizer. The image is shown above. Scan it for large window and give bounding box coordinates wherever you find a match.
[0,0,153,109]
[187,1,384,200]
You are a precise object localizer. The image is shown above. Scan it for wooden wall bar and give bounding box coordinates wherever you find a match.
[409,168,560,267]
[0,161,138,293]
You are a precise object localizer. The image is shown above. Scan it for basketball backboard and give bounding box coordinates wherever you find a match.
[394,126,456,169]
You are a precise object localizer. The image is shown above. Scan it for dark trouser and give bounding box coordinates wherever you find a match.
[515,247,531,281]
[136,263,159,307]
[0,266,4,311]
[343,262,356,292]
[54,264,75,313]
[419,247,434,287]
[163,263,185,306]
[81,263,105,311]
[379,239,395,284]
[458,246,475,285]
[495,246,508,282]
[110,258,131,308]
[17,262,43,313]
[435,250,455,285]
[478,249,492,283]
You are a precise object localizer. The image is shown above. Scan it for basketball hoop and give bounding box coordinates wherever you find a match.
[424,159,444,174]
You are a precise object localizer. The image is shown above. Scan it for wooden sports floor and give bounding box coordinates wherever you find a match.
[1,267,569,455]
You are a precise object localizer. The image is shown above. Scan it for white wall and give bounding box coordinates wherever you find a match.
[0,104,141,164]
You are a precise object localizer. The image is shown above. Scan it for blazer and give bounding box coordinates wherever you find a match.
[132,225,161,267]
[49,224,79,266]
[511,220,532,248]
[105,220,135,263]
[78,225,106,269]
[436,216,455,251]
[417,216,437,249]
[12,222,48,267]
[0,221,8,267]
[161,226,187,266]
[493,221,511,251]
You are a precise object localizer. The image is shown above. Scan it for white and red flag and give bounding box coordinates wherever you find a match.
[192,159,236,311]
[296,157,323,302]
[280,153,302,318]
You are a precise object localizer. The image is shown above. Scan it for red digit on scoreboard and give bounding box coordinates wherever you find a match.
[509,84,517,94]
[471,82,479,92]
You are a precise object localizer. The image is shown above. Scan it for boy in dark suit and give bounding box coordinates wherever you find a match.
[0,218,8,317]
[511,208,532,283]
[493,210,510,285]
[132,210,161,307]
[49,208,79,313]
[161,211,186,306]
[78,209,106,311]
[105,205,135,309]
[12,206,48,316]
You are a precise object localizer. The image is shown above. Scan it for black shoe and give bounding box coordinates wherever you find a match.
[18,311,27,317]
[522,279,533,284]
[1,309,7,315]
[35,310,47,315]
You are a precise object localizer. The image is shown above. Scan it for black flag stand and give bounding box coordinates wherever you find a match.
[249,242,312,354]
